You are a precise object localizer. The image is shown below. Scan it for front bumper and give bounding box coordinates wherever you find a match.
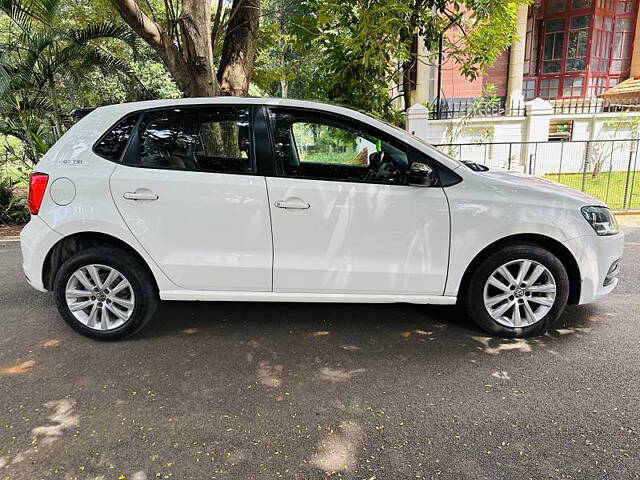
[563,231,625,305]
[20,215,63,292]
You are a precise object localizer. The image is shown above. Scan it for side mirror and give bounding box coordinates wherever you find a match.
[409,162,434,186]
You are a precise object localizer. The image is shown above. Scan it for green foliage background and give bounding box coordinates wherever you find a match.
[0,0,525,223]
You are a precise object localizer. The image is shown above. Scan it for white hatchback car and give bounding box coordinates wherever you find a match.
[20,98,624,340]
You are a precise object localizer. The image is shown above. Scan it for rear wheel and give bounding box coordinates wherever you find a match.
[465,244,570,337]
[53,246,158,340]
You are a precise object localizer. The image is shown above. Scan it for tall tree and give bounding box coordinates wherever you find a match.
[110,0,260,97]
[0,0,138,161]
[297,0,527,121]
[253,0,302,98]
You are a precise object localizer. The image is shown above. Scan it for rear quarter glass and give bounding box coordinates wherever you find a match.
[93,113,141,162]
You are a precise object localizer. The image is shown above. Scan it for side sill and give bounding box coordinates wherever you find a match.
[159,290,458,305]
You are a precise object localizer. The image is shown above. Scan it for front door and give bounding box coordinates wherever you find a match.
[265,108,450,296]
[109,105,273,291]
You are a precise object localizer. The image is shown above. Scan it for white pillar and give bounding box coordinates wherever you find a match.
[630,5,640,77]
[523,98,553,174]
[506,4,529,109]
[406,103,430,139]
[413,34,432,105]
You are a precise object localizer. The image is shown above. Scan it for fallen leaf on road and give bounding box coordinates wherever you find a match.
[0,360,35,375]
[340,345,361,351]
[401,329,433,338]
[319,367,365,383]
[41,339,60,347]
[182,328,198,334]
[492,371,511,380]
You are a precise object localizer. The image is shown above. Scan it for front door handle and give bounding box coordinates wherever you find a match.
[123,191,159,201]
[274,199,310,210]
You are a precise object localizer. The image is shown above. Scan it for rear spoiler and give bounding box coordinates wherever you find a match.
[69,108,96,122]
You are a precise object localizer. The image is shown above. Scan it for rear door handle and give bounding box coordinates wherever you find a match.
[274,199,310,210]
[123,191,159,201]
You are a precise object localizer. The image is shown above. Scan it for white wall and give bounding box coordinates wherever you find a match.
[406,100,640,174]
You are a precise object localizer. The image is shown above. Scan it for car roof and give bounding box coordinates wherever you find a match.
[93,97,381,121]
[82,97,462,172]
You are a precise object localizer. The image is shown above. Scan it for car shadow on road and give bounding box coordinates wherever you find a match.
[132,299,603,357]
[136,301,472,338]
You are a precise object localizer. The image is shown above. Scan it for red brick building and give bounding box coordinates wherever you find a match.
[410,0,640,107]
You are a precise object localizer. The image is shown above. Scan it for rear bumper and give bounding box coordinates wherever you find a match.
[20,216,63,292]
[563,231,625,305]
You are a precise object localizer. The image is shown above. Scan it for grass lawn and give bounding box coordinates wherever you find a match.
[544,171,640,211]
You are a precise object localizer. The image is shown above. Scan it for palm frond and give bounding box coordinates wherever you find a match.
[68,22,139,54]
[0,50,12,95]
[0,0,36,30]
[0,0,60,28]
[0,109,54,153]
[80,47,133,75]
[29,0,61,25]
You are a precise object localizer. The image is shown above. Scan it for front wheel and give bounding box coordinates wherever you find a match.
[464,244,570,337]
[53,246,158,340]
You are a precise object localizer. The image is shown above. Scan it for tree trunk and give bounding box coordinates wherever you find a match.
[111,0,220,97]
[218,0,260,96]
[111,0,260,98]
[402,59,413,110]
[177,0,218,96]
[17,110,39,163]
[47,77,64,139]
[402,1,423,110]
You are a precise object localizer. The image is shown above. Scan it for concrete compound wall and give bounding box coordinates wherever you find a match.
[406,99,640,175]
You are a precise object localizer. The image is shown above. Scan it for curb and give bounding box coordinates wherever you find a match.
[0,236,20,242]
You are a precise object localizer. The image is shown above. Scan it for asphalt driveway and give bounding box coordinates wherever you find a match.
[1,219,639,480]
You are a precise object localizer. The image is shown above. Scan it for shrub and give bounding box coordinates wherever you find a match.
[0,177,29,225]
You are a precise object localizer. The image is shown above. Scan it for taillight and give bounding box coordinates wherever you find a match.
[28,172,49,215]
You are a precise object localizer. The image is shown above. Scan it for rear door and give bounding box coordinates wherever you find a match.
[109,105,273,291]
[264,107,450,296]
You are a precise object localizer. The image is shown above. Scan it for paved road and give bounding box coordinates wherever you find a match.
[1,220,639,480]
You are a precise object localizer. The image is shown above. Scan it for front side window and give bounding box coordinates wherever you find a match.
[269,109,409,185]
[127,106,252,174]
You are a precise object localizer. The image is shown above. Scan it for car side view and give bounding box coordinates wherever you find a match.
[20,98,624,340]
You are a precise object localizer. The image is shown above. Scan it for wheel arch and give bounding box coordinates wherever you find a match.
[457,233,582,306]
[42,231,159,293]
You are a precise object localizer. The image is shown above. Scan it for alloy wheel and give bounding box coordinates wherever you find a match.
[64,264,135,331]
[482,259,557,328]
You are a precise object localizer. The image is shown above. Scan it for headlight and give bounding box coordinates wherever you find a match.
[581,206,619,236]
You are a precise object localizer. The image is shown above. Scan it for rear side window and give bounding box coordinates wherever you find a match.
[94,113,140,162]
[126,106,253,174]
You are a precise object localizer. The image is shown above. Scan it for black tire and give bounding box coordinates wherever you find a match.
[464,243,570,338]
[53,246,158,340]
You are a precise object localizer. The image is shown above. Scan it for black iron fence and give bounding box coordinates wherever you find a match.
[429,98,526,120]
[429,97,640,120]
[434,139,640,211]
[551,97,640,115]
